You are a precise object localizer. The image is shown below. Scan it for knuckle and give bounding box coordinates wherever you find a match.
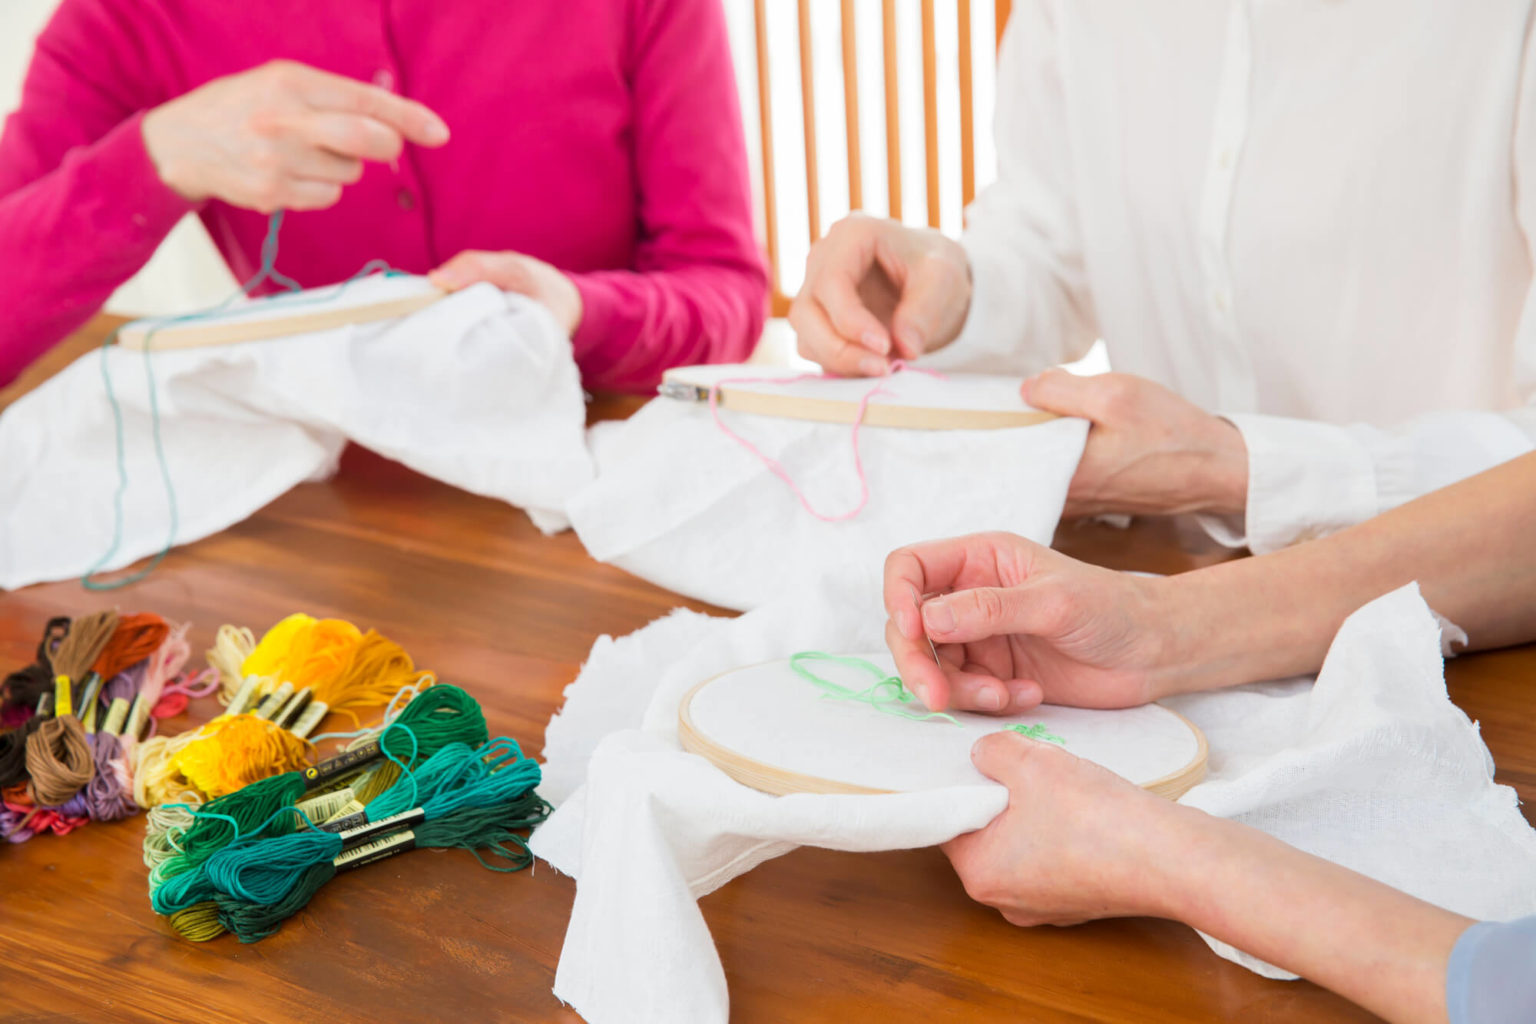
[972,588,1008,625]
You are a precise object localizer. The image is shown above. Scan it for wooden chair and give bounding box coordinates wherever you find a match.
[744,0,1013,316]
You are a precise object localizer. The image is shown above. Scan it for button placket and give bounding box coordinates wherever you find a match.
[1196,0,1259,413]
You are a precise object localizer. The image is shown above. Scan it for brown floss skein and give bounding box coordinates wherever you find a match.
[24,717,94,805]
[22,610,118,805]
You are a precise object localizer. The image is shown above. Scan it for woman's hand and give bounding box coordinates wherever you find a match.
[949,731,1473,1024]
[790,213,971,377]
[944,731,1190,924]
[1025,369,1249,518]
[142,60,449,212]
[430,250,583,336]
[883,532,1177,714]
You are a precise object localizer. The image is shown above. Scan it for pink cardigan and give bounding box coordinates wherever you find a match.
[0,0,767,392]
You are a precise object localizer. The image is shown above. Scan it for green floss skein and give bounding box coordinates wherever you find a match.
[215,791,552,943]
[147,684,486,892]
[161,735,542,932]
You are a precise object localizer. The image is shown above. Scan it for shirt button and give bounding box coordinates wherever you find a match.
[1217,147,1235,170]
[396,188,416,211]
[1212,290,1229,313]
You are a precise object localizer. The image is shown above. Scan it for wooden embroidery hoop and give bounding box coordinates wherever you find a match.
[677,666,1209,800]
[117,281,445,352]
[660,365,1059,431]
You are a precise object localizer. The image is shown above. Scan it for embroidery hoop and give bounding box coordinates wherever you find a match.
[660,364,1059,431]
[677,655,1208,799]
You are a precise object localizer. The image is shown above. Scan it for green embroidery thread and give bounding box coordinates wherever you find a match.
[1003,722,1066,745]
[789,651,960,725]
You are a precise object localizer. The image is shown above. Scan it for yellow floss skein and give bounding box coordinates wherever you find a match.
[169,714,314,798]
[316,631,434,726]
[239,613,316,681]
[286,618,364,689]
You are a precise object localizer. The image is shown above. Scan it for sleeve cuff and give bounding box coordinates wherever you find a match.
[98,111,199,243]
[1224,413,1381,554]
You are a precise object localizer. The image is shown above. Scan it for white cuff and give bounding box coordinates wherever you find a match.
[1224,413,1381,554]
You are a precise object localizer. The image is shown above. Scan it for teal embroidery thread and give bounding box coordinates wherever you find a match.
[789,651,960,725]
[1003,722,1066,745]
[83,210,406,591]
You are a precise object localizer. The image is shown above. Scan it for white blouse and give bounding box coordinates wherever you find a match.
[935,0,1536,551]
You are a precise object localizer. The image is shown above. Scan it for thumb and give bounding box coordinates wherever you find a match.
[970,730,1044,784]
[921,583,1060,645]
[890,249,968,359]
[1022,368,1100,419]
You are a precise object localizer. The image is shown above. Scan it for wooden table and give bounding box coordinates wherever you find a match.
[1,317,1531,1023]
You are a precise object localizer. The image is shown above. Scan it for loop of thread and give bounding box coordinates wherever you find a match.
[789,651,960,725]
[83,211,410,591]
[706,361,940,522]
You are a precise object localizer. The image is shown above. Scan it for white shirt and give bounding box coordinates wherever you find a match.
[935,0,1536,551]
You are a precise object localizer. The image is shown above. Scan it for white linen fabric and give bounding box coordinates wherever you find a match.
[0,283,591,589]
[532,583,1536,1023]
[564,392,1088,611]
[939,1,1536,552]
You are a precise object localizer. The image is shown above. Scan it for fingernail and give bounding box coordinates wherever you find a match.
[425,120,450,145]
[922,599,956,635]
[977,688,1004,711]
[861,330,890,356]
[432,270,461,289]
[858,355,887,376]
[1007,683,1035,709]
[909,680,927,705]
[895,325,923,356]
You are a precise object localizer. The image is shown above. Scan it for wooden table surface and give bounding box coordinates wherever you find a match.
[2,317,1532,1024]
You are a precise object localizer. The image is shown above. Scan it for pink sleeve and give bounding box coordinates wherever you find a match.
[568,0,769,394]
[0,0,192,387]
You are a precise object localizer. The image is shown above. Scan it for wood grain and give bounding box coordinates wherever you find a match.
[2,316,1530,1023]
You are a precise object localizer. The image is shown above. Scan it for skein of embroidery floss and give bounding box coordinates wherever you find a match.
[166,739,547,941]
[0,617,70,726]
[148,685,488,878]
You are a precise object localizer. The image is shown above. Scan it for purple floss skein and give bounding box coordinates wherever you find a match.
[0,806,36,843]
[101,663,146,710]
[85,732,138,821]
[56,791,92,820]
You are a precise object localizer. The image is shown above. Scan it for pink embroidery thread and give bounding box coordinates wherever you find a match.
[707,361,939,522]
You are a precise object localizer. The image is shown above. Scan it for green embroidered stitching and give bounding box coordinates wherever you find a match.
[1003,722,1066,745]
[789,651,960,725]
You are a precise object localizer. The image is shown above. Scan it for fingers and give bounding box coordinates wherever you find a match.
[947,670,1043,714]
[287,111,407,164]
[282,143,365,185]
[1023,368,1130,421]
[429,251,529,292]
[791,293,888,377]
[889,246,969,359]
[270,178,344,212]
[809,270,892,358]
[287,63,450,147]
[920,583,1066,647]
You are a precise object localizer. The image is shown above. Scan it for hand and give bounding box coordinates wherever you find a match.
[943,731,1193,925]
[790,213,971,376]
[142,60,449,212]
[429,250,584,335]
[1025,370,1248,517]
[883,532,1178,714]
